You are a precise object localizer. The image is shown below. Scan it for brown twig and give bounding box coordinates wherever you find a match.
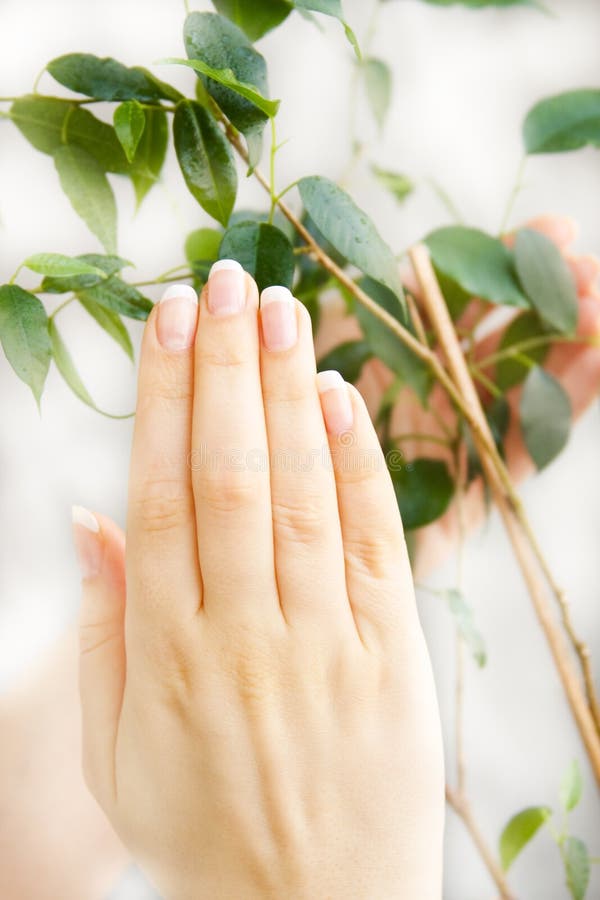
[446,786,516,900]
[409,244,600,784]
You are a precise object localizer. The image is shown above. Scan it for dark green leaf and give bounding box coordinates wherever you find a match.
[292,1,360,57]
[218,221,294,293]
[184,12,271,169]
[390,457,454,530]
[41,254,130,293]
[514,229,578,334]
[445,588,487,667]
[356,277,431,403]
[174,100,237,226]
[563,837,590,900]
[79,297,134,361]
[48,318,95,407]
[114,100,146,163]
[317,340,372,383]
[77,276,153,321]
[520,367,571,470]
[371,164,414,204]
[496,311,551,391]
[65,107,130,173]
[560,761,583,814]
[499,806,551,871]
[465,396,510,484]
[363,59,392,132]
[523,89,600,155]
[23,254,106,278]
[130,108,168,207]
[0,284,52,405]
[54,144,117,254]
[163,58,280,119]
[425,226,528,308]
[211,0,292,41]
[47,53,173,102]
[299,176,405,311]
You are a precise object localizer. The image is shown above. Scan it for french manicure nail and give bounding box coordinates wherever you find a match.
[316,370,354,436]
[208,259,246,316]
[72,505,102,580]
[157,284,198,351]
[260,286,297,351]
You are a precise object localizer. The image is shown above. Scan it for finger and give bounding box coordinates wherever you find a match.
[522,214,578,250]
[317,375,416,649]
[73,506,126,809]
[567,254,600,297]
[127,285,201,627]
[191,261,277,623]
[259,288,352,630]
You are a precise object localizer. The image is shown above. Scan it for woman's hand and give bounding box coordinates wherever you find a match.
[73,263,444,899]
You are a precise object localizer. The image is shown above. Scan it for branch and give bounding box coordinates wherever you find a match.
[409,244,600,785]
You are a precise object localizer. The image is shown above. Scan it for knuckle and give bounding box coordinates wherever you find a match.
[271,491,327,546]
[79,620,122,658]
[262,377,314,407]
[343,525,405,581]
[196,341,250,371]
[131,477,192,534]
[194,467,263,514]
[139,361,193,407]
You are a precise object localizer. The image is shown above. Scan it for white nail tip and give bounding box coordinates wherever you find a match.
[260,285,294,306]
[160,284,198,305]
[72,505,100,533]
[316,370,345,393]
[209,259,243,276]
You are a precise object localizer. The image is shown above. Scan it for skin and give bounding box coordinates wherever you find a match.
[0,216,598,899]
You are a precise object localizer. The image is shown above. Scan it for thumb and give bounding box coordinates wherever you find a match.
[72,505,126,810]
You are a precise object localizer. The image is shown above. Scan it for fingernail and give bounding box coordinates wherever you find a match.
[72,505,102,580]
[208,259,246,316]
[157,284,198,351]
[316,370,354,436]
[260,286,297,351]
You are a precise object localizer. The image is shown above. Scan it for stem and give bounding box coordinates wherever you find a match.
[268,117,278,225]
[500,156,527,234]
[129,271,194,289]
[50,296,76,321]
[469,364,504,399]
[426,178,464,225]
[409,245,600,784]
[391,432,452,448]
[446,787,516,900]
[477,333,596,370]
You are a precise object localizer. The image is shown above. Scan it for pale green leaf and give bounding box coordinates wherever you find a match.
[162,58,279,119]
[563,837,590,900]
[113,100,146,163]
[48,318,95,407]
[363,59,392,132]
[79,298,134,361]
[371,165,414,204]
[524,89,600,155]
[560,761,583,814]
[514,228,578,334]
[446,588,487,667]
[23,253,106,279]
[53,144,117,254]
[0,284,52,405]
[499,806,551,871]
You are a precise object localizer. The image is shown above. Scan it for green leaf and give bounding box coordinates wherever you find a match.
[113,100,146,163]
[65,107,130,173]
[499,806,551,871]
[563,837,590,900]
[79,297,134,361]
[299,176,405,311]
[23,253,106,279]
[211,0,292,40]
[465,396,510,484]
[445,588,486,667]
[130,108,168,207]
[317,340,372,383]
[47,53,174,102]
[520,367,571,470]
[496,311,551,391]
[185,227,223,281]
[425,226,529,308]
[48,318,95,407]
[218,221,295,293]
[0,284,52,405]
[10,95,73,154]
[371,165,414,205]
[77,276,153,322]
[523,89,600,155]
[292,1,360,57]
[41,254,130,293]
[183,12,272,169]
[356,277,432,403]
[560,760,583,814]
[163,58,280,119]
[363,59,392,132]
[390,458,454,530]
[514,229,578,334]
[433,269,472,321]
[174,100,237,227]
[54,144,117,254]
[417,0,541,7]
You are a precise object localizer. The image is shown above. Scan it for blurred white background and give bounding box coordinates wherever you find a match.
[1,0,599,897]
